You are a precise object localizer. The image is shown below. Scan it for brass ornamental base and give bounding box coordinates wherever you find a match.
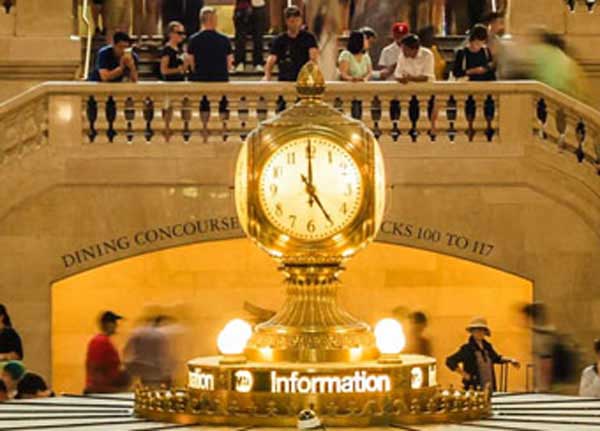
[134,356,492,426]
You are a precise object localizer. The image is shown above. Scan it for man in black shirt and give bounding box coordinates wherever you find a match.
[188,7,234,82]
[263,6,319,82]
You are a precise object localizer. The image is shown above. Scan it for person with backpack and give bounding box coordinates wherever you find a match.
[452,24,495,81]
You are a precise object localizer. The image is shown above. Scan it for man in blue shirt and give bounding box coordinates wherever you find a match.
[89,32,139,82]
[187,7,234,82]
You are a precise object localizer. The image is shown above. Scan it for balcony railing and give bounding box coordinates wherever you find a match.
[0,81,599,175]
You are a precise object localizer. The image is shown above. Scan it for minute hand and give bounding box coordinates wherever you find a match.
[312,193,334,225]
[301,174,333,224]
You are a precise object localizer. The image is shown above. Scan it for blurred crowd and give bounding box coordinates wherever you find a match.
[1,299,600,398]
[87,2,589,105]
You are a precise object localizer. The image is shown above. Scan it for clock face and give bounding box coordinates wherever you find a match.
[258,137,363,241]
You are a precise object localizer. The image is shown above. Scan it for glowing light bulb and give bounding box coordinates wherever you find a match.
[217,319,252,355]
[374,318,406,355]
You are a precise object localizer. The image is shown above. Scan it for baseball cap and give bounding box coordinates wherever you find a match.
[392,22,410,38]
[100,311,123,324]
[3,361,26,381]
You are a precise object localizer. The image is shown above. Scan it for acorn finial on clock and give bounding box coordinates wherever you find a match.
[296,61,325,98]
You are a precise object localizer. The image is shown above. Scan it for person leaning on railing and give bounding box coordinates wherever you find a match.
[391,34,435,84]
[263,6,319,82]
[88,32,139,83]
[452,24,496,82]
[160,21,188,81]
[338,30,372,82]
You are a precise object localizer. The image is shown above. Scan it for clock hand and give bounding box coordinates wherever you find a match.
[306,140,314,207]
[311,193,334,225]
[300,175,333,225]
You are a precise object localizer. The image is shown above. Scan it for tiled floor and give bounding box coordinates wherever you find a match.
[1,393,599,431]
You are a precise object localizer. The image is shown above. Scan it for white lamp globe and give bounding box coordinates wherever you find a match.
[374,318,406,355]
[217,319,253,355]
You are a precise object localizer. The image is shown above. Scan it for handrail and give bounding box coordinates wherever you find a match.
[0,80,598,172]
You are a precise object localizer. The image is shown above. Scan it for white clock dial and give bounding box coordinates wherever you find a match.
[258,137,363,241]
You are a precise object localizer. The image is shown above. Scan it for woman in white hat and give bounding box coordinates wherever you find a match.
[445,317,520,391]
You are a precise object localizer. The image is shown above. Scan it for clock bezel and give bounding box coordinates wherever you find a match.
[240,124,379,260]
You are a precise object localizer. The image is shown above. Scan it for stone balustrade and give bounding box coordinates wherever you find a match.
[0,81,599,174]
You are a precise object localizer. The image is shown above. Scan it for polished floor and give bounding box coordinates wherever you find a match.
[0,393,599,430]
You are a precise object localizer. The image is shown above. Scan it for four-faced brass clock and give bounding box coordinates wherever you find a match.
[234,63,386,362]
[235,66,385,264]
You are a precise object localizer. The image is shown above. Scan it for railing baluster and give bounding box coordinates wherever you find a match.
[106,95,117,143]
[276,95,286,113]
[536,98,548,139]
[389,98,401,142]
[351,98,362,120]
[446,95,457,143]
[427,95,436,142]
[575,120,586,163]
[200,95,211,143]
[86,96,98,143]
[162,98,173,143]
[484,95,496,142]
[334,97,343,113]
[124,97,135,144]
[257,96,268,122]
[239,96,249,141]
[556,108,567,152]
[408,95,420,143]
[465,95,476,142]
[181,97,192,143]
[219,95,230,142]
[143,97,154,144]
[371,96,382,139]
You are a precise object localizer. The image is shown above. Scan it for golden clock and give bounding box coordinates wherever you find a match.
[234,63,385,362]
[235,66,385,264]
[258,136,363,242]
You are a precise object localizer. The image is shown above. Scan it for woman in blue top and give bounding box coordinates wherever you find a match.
[338,31,372,82]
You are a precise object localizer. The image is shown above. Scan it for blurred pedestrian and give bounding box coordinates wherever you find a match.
[419,25,446,80]
[91,0,107,36]
[446,317,520,391]
[88,32,139,82]
[160,21,187,81]
[338,31,372,82]
[133,0,163,38]
[163,0,204,36]
[188,7,234,82]
[84,311,129,394]
[529,30,588,102]
[263,6,319,81]
[104,0,132,43]
[1,361,26,399]
[484,11,505,58]
[124,314,175,387]
[523,302,557,392]
[453,24,495,81]
[233,0,267,73]
[312,0,340,81]
[404,311,432,356]
[580,339,600,397]
[360,26,377,62]
[0,380,7,401]
[0,305,23,361]
[15,373,53,399]
[393,34,435,84]
[378,22,409,80]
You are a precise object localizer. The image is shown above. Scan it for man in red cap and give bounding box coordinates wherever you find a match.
[377,22,409,80]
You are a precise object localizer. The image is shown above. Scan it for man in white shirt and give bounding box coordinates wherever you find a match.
[393,34,435,84]
[580,339,600,397]
[378,22,409,80]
